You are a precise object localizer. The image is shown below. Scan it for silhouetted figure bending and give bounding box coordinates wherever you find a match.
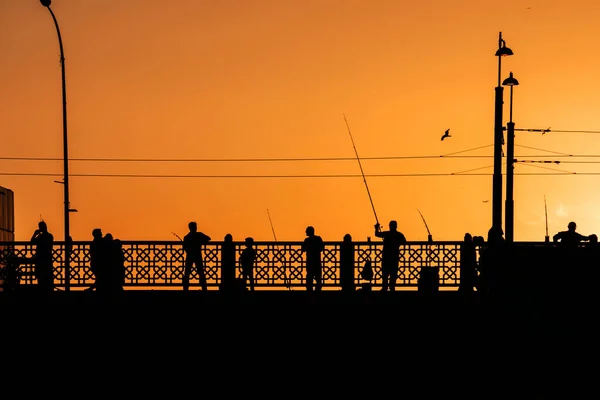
[375,220,406,291]
[301,226,324,291]
[30,221,54,293]
[240,237,256,291]
[182,222,211,291]
[553,221,590,272]
[340,234,355,291]
[220,233,236,291]
[553,221,590,250]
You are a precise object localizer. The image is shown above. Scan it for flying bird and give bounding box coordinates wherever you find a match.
[441,129,451,141]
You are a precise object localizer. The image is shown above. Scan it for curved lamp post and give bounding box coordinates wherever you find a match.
[40,0,72,291]
[502,72,519,243]
[492,32,514,234]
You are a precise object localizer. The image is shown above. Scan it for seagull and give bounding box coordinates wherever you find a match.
[441,129,451,141]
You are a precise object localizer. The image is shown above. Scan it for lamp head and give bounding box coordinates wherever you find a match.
[502,72,519,86]
[40,0,52,7]
[495,38,514,57]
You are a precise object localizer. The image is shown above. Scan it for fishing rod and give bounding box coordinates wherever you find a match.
[267,209,278,242]
[267,209,292,291]
[544,196,549,243]
[172,232,183,241]
[417,209,433,243]
[343,114,380,229]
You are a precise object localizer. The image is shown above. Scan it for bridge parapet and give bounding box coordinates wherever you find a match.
[0,240,568,290]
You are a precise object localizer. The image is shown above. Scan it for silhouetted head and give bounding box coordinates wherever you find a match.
[473,236,485,247]
[487,226,504,243]
[568,221,577,232]
[92,228,102,239]
[114,239,122,248]
[389,220,397,231]
[188,222,197,232]
[224,233,233,242]
[305,226,315,236]
[104,233,114,241]
[38,221,47,232]
[245,237,254,247]
[343,233,352,242]
[464,233,473,243]
[589,234,598,243]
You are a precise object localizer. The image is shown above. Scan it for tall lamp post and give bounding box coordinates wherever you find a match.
[492,32,514,233]
[502,72,519,243]
[40,0,72,291]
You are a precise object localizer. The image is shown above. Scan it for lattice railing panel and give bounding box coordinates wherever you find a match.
[0,240,475,290]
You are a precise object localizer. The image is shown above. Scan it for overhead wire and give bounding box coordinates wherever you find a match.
[2,171,600,178]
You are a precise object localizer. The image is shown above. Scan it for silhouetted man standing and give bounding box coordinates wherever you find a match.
[375,220,406,291]
[302,226,324,291]
[183,221,211,291]
[87,228,105,292]
[240,237,256,291]
[340,233,355,291]
[31,221,54,293]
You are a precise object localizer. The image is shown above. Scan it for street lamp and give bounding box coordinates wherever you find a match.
[492,32,514,234]
[40,0,72,291]
[502,72,519,243]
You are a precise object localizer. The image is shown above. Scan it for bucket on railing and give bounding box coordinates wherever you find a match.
[418,266,439,292]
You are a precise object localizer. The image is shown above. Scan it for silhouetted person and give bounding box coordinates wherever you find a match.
[360,259,374,291]
[220,233,236,291]
[87,228,105,292]
[472,235,485,291]
[240,237,256,291]
[111,238,125,292]
[301,226,324,291]
[30,221,54,293]
[553,221,590,275]
[553,221,590,251]
[477,226,506,293]
[182,222,211,291]
[375,220,406,291]
[459,233,477,293]
[340,233,355,291]
[98,233,115,293]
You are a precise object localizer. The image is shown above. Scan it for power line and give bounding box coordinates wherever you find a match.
[513,128,600,134]
[543,129,600,134]
[0,155,477,162]
[0,172,594,178]
[9,153,600,162]
[516,162,574,175]
[514,144,571,156]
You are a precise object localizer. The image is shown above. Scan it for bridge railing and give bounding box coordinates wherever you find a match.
[0,240,473,290]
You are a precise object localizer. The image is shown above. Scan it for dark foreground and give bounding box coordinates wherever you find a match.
[1,288,589,330]
[1,288,593,382]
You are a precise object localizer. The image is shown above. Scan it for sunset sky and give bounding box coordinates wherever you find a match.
[1,0,600,243]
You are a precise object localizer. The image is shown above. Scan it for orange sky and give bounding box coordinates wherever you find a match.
[2,0,600,243]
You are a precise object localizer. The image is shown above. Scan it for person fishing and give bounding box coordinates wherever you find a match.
[374,220,406,291]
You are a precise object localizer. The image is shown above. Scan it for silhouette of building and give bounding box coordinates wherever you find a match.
[0,186,14,243]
